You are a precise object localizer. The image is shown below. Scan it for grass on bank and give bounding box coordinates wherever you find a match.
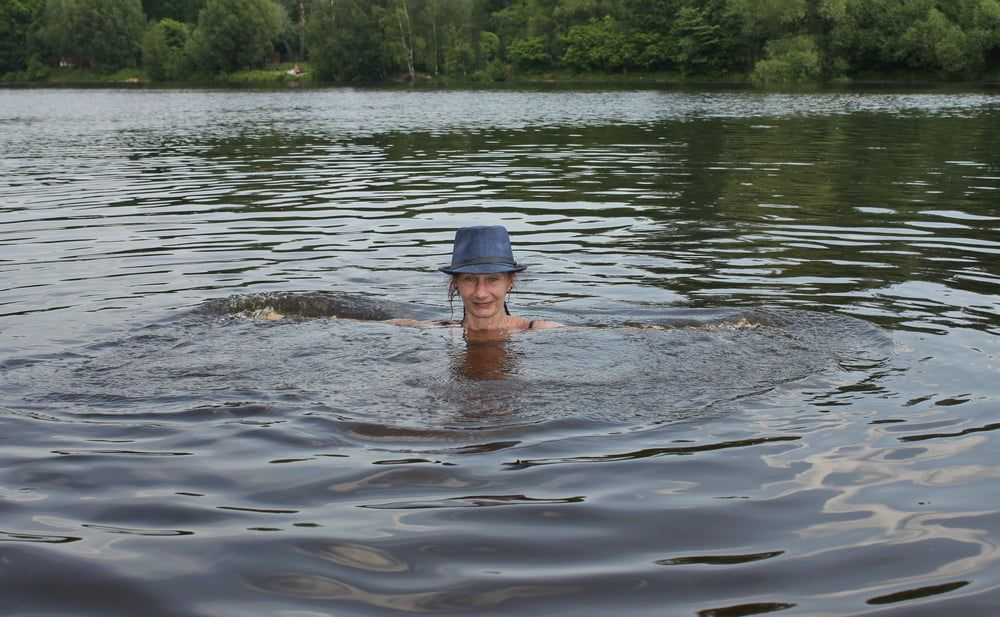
[3,62,314,84]
[216,63,313,83]
[3,66,149,83]
[5,61,998,87]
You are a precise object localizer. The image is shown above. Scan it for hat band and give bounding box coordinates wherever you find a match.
[451,256,517,268]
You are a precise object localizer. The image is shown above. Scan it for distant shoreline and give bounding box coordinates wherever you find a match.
[4,65,999,90]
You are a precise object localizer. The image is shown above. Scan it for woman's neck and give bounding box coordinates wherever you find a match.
[463,313,515,332]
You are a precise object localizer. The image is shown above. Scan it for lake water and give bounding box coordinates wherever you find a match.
[1,86,998,616]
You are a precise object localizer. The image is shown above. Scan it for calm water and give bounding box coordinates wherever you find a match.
[1,86,998,616]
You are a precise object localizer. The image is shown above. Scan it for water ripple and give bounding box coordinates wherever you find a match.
[0,87,997,617]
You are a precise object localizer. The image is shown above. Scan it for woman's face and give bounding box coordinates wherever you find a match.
[456,272,513,320]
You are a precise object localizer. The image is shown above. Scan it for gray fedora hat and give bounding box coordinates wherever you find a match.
[439,226,527,274]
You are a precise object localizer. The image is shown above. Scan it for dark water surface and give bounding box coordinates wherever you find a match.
[1,87,998,616]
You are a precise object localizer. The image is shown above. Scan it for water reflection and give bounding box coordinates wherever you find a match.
[0,88,997,617]
[299,540,409,573]
[450,330,521,382]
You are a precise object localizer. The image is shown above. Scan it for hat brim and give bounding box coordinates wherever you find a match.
[439,263,527,274]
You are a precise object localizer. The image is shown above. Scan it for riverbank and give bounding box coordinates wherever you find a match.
[4,63,999,88]
[1,63,315,85]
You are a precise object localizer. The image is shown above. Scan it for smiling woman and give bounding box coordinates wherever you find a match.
[438,226,563,332]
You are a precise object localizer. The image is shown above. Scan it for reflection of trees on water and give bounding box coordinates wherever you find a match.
[624,112,1000,329]
[163,110,997,331]
[372,114,998,331]
[376,123,730,213]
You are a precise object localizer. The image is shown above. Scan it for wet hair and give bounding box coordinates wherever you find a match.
[447,273,515,321]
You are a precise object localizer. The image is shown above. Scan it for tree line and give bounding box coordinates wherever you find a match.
[2,0,999,83]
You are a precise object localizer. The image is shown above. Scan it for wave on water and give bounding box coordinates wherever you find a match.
[2,292,892,434]
[199,291,438,322]
[0,292,945,617]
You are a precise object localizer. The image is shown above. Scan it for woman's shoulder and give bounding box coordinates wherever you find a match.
[385,318,459,328]
[525,319,564,330]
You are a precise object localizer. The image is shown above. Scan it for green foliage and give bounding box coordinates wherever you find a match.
[671,5,730,75]
[973,0,1000,29]
[561,15,636,72]
[187,0,284,74]
[0,0,43,73]
[141,17,187,79]
[492,0,577,66]
[480,30,500,60]
[34,0,146,70]
[727,0,807,38]
[818,0,998,78]
[474,32,507,80]
[816,0,848,21]
[824,0,933,73]
[507,35,550,69]
[443,22,475,76]
[141,0,202,22]
[3,55,50,80]
[25,55,50,78]
[307,0,379,81]
[969,0,1000,61]
[751,33,822,83]
[273,0,307,62]
[900,7,977,75]
[307,0,419,81]
[380,0,420,79]
[6,0,1000,82]
[621,0,684,33]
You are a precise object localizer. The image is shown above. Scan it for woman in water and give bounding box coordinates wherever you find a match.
[254,225,561,329]
[438,225,562,332]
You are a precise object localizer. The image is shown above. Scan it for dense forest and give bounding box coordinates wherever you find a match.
[2,0,1000,83]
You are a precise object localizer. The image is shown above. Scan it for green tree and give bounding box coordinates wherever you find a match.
[493,0,554,59]
[507,35,550,69]
[35,0,145,70]
[141,0,203,22]
[751,32,821,82]
[291,0,1000,83]
[443,21,475,76]
[307,0,395,80]
[561,15,636,72]
[141,16,187,79]
[727,0,807,66]
[823,0,931,74]
[969,0,1000,64]
[187,0,284,73]
[671,4,731,75]
[621,0,684,33]
[424,0,475,75]
[378,0,416,80]
[272,0,307,60]
[0,0,43,73]
[475,29,506,79]
[900,7,978,75]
